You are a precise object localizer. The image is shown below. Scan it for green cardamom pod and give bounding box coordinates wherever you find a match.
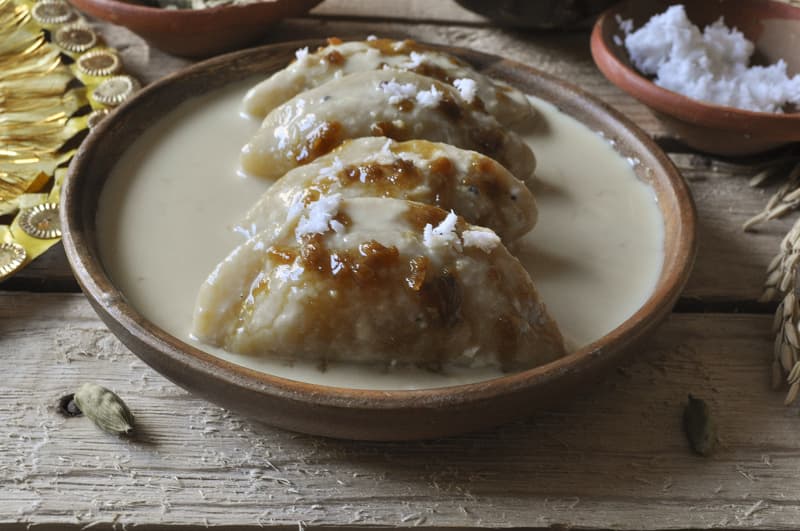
[73,383,135,436]
[683,394,716,456]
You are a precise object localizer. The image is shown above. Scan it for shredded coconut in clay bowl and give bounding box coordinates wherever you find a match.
[619,4,800,113]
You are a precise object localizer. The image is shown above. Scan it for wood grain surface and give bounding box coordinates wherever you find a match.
[0,293,790,529]
[3,0,800,528]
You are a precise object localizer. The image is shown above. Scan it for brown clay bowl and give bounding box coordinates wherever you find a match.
[454,0,618,29]
[591,0,800,156]
[67,0,322,58]
[61,41,697,441]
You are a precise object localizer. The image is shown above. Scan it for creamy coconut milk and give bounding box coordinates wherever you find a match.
[97,80,664,390]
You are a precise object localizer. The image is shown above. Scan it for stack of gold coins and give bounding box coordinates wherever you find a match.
[0,0,140,281]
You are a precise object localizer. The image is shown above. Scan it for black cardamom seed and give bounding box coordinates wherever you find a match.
[683,394,717,456]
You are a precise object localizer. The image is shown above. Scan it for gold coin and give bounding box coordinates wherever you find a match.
[87,108,110,129]
[18,202,62,240]
[0,242,27,280]
[31,0,75,25]
[92,75,140,107]
[77,49,121,77]
[54,24,98,54]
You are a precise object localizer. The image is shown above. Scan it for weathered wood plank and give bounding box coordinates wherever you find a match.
[0,293,794,529]
[673,153,796,305]
[310,0,488,24]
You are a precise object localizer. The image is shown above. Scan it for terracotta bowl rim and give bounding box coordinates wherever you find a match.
[66,0,324,58]
[69,0,303,18]
[61,40,698,411]
[590,0,800,134]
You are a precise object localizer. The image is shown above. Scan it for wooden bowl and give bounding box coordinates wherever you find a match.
[67,0,322,58]
[61,41,697,441]
[591,0,800,156]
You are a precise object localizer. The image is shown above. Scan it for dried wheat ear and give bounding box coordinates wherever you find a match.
[759,169,800,404]
[745,157,800,404]
[743,161,800,232]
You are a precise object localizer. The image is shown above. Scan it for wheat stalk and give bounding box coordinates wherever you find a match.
[762,214,800,403]
[743,161,800,231]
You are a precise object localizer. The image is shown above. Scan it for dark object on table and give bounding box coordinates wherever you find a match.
[683,394,717,457]
[455,0,618,29]
[66,0,323,58]
[591,0,800,156]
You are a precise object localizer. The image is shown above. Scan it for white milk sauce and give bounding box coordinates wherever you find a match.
[98,80,664,390]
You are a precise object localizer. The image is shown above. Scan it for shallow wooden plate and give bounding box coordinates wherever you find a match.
[62,41,697,441]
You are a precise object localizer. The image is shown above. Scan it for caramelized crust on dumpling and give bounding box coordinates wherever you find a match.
[243,38,536,127]
[193,197,566,371]
[240,70,536,184]
[237,137,536,242]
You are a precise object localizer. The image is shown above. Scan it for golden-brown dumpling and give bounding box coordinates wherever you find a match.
[240,70,536,183]
[243,38,535,127]
[193,197,566,371]
[237,137,536,242]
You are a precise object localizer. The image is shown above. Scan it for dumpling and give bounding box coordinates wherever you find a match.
[240,70,537,184]
[192,196,566,371]
[243,37,535,128]
[237,137,536,242]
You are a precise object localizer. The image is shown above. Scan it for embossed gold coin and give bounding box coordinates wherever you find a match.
[0,242,27,280]
[86,108,110,129]
[54,24,97,54]
[18,202,62,239]
[77,49,121,77]
[92,75,140,107]
[31,0,74,25]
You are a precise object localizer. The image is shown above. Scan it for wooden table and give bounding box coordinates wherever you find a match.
[4,1,800,528]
